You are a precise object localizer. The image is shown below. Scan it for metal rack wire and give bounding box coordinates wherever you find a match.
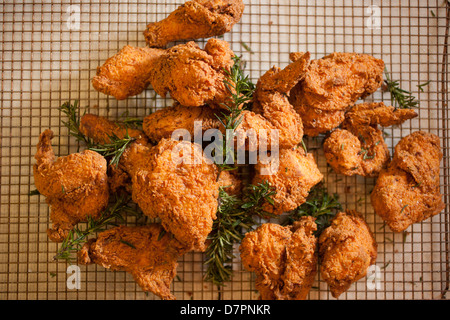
[0,0,449,300]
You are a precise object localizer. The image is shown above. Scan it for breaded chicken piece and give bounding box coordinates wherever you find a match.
[323,102,417,177]
[78,224,187,300]
[121,139,219,251]
[235,52,310,151]
[239,217,318,300]
[319,210,377,298]
[79,113,150,193]
[33,129,109,242]
[149,38,235,108]
[218,169,242,196]
[80,113,149,145]
[144,0,245,48]
[252,146,323,215]
[92,45,164,100]
[370,131,444,232]
[80,114,219,251]
[289,52,385,136]
[143,103,222,144]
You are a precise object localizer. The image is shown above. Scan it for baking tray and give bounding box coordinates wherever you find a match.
[0,0,449,300]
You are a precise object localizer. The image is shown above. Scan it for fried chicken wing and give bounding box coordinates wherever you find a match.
[144,0,245,48]
[239,217,318,300]
[318,210,377,298]
[370,131,444,232]
[143,103,222,144]
[92,45,164,100]
[252,146,323,215]
[323,102,417,177]
[78,224,187,300]
[236,52,310,151]
[149,38,235,108]
[80,114,219,251]
[33,129,109,242]
[289,52,385,136]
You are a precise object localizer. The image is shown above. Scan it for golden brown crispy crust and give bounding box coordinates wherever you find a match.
[289,52,385,136]
[121,138,219,252]
[318,210,377,298]
[148,38,235,108]
[92,45,164,100]
[323,102,417,177]
[80,113,149,145]
[33,129,109,242]
[236,52,310,151]
[239,217,318,300]
[142,103,222,144]
[370,131,444,232]
[78,224,187,300]
[217,169,242,196]
[252,146,323,215]
[79,114,219,251]
[143,0,245,48]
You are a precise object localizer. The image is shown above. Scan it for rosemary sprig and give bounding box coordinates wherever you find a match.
[88,132,135,167]
[214,56,256,171]
[283,184,342,236]
[54,194,138,263]
[60,100,93,147]
[204,180,276,286]
[384,69,419,109]
[60,101,136,166]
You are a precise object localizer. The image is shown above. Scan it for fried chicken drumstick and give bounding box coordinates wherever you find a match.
[370,131,444,232]
[78,224,187,300]
[239,217,318,300]
[143,0,245,48]
[33,129,109,242]
[92,45,164,100]
[92,38,235,105]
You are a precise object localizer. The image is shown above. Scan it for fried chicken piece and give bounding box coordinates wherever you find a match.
[143,103,222,144]
[319,210,377,298]
[92,45,164,100]
[80,114,219,251]
[236,52,310,151]
[252,146,323,215]
[370,131,444,232]
[239,217,318,300]
[79,113,150,193]
[144,0,245,48]
[80,113,149,145]
[218,169,242,196]
[149,38,235,108]
[289,52,385,136]
[33,129,109,242]
[323,102,417,177]
[78,224,187,300]
[121,138,219,251]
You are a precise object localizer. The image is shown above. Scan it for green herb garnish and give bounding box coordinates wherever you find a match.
[384,69,419,109]
[204,180,276,286]
[283,184,342,236]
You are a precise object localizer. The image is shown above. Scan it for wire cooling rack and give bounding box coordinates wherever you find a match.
[0,0,449,300]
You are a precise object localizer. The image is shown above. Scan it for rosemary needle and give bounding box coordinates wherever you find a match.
[204,180,276,286]
[384,69,419,110]
[60,100,136,166]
